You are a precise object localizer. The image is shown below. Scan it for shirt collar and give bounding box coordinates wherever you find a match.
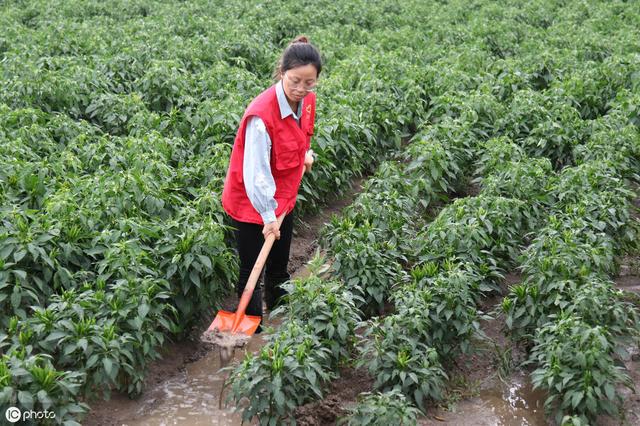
[276,79,303,120]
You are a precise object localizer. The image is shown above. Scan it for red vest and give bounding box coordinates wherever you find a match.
[221,84,316,224]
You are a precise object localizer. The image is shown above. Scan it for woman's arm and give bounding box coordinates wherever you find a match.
[243,116,278,224]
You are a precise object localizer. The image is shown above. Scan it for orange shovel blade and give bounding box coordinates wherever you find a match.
[208,310,262,336]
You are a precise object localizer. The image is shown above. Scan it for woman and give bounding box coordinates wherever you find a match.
[221,36,321,333]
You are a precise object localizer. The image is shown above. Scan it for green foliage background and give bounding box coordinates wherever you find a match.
[0,0,639,424]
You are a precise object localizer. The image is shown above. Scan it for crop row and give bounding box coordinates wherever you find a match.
[224,72,545,423]
[333,75,640,426]
[324,115,639,424]
[0,1,441,423]
[345,134,543,421]
[225,115,478,424]
[225,114,547,424]
[225,1,640,422]
[501,111,640,424]
[3,0,640,424]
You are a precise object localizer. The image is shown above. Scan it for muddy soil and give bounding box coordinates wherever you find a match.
[294,261,640,426]
[86,184,640,426]
[419,283,547,426]
[85,177,366,426]
[293,273,546,426]
[293,366,374,426]
[617,254,640,295]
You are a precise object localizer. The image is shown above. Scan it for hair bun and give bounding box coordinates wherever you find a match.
[291,35,309,44]
[273,34,321,81]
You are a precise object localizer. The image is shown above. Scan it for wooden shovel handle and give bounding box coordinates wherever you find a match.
[232,166,305,331]
[233,211,286,329]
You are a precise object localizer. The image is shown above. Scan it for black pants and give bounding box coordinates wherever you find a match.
[233,211,294,322]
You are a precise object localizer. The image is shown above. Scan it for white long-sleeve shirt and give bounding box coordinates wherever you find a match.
[242,80,306,224]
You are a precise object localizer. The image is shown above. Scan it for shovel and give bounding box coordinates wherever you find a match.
[207,210,287,337]
[207,165,307,339]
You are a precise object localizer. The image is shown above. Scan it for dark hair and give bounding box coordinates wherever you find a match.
[273,35,322,81]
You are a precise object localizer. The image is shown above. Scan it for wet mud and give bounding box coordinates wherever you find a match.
[85,187,640,426]
[85,178,366,426]
[293,366,374,426]
[421,375,547,426]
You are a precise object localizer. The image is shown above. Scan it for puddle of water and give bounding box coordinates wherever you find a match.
[120,268,311,426]
[113,252,548,426]
[125,320,280,426]
[436,375,547,426]
[478,375,548,425]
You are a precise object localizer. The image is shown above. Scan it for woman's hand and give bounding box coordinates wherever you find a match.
[263,221,281,240]
[304,149,314,173]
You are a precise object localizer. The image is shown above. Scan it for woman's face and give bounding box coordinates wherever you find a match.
[281,64,318,103]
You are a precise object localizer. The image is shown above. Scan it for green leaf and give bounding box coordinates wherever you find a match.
[13,250,27,262]
[138,303,150,319]
[198,255,212,270]
[10,289,21,310]
[189,270,201,288]
[103,357,113,377]
[0,387,13,404]
[274,389,285,408]
[18,390,34,409]
[13,270,27,280]
[78,338,88,352]
[87,354,99,369]
[37,389,52,408]
[604,383,615,401]
[571,390,583,408]
[305,369,317,385]
[0,245,13,260]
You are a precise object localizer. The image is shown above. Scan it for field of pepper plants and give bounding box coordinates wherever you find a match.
[1,0,639,425]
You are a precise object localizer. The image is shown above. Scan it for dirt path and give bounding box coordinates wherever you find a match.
[85,177,366,426]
